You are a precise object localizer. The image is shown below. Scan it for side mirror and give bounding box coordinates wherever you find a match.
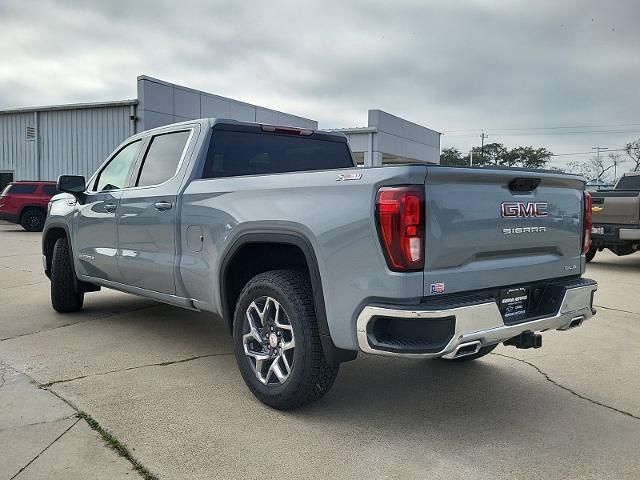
[57,175,86,194]
[57,175,87,203]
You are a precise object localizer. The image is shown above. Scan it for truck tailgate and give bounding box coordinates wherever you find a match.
[423,167,585,297]
[591,191,640,225]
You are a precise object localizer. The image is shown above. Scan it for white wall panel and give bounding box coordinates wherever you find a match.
[137,76,317,131]
[0,104,134,181]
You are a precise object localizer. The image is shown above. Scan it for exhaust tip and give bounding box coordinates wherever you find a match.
[454,341,481,358]
[569,316,584,329]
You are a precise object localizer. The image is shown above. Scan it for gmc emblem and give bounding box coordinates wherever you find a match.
[501,202,549,218]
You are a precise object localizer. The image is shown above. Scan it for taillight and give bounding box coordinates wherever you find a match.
[375,186,425,271]
[583,191,592,254]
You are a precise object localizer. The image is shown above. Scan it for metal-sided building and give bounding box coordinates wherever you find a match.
[0,75,439,190]
[333,110,440,167]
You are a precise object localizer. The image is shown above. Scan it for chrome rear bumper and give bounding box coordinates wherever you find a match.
[356,279,597,358]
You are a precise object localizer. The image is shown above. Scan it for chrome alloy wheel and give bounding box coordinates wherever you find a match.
[242,296,295,385]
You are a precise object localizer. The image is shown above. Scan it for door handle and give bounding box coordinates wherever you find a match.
[104,203,117,213]
[154,201,173,212]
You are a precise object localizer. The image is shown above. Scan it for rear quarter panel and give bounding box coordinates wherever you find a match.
[179,166,427,350]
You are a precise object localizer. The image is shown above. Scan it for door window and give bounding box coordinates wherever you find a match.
[136,131,191,187]
[94,140,142,192]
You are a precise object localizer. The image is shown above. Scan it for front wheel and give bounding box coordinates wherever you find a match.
[233,270,339,410]
[51,237,84,313]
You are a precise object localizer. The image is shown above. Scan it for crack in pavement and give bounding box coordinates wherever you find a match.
[0,304,159,342]
[594,304,638,316]
[0,281,47,291]
[493,352,640,421]
[7,368,158,480]
[1,264,34,273]
[0,415,78,433]
[40,352,231,387]
[9,417,81,480]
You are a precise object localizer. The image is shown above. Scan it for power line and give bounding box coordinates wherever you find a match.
[442,122,640,134]
[550,147,626,157]
[443,129,640,138]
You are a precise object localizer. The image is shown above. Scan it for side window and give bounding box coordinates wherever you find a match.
[136,131,190,187]
[94,141,142,192]
[7,184,37,194]
[42,185,58,195]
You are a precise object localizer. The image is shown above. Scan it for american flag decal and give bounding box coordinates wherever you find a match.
[430,283,445,294]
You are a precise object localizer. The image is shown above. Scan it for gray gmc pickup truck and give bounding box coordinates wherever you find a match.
[43,118,597,409]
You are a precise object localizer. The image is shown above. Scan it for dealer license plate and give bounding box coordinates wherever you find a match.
[500,287,529,320]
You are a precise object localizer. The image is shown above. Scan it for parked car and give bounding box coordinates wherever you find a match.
[588,172,640,262]
[43,118,597,409]
[0,181,58,231]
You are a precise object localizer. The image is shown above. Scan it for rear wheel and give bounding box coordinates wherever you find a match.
[233,270,339,410]
[440,344,498,363]
[20,208,46,232]
[585,246,597,263]
[51,237,84,313]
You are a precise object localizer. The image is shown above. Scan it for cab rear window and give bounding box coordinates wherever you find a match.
[202,128,354,178]
[5,184,37,194]
[616,175,640,190]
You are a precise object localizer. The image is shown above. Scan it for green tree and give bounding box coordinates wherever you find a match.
[461,143,507,166]
[441,143,552,169]
[501,146,552,169]
[440,147,468,166]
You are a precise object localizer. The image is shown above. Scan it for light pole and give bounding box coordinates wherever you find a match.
[592,146,609,182]
[480,130,488,162]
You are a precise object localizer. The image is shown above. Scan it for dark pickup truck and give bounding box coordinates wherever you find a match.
[589,172,640,261]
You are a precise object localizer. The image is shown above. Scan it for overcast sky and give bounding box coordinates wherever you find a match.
[1,0,638,173]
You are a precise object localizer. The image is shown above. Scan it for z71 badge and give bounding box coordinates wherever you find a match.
[336,173,362,182]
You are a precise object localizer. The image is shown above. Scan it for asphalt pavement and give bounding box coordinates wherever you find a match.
[0,221,638,479]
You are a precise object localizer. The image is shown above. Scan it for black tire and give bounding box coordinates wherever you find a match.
[233,269,339,410]
[440,344,498,363]
[20,208,46,232]
[585,246,597,263]
[51,237,84,313]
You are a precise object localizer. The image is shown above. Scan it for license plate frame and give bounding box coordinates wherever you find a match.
[499,287,529,321]
[591,226,604,235]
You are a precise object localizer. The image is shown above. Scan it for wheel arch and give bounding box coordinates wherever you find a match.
[219,228,356,365]
[42,223,72,278]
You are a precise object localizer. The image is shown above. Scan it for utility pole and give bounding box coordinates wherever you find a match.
[469,149,473,167]
[592,146,609,182]
[480,130,488,162]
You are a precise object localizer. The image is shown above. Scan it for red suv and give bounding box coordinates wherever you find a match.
[0,181,58,232]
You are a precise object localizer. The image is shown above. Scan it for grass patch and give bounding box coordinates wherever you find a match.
[78,412,158,480]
